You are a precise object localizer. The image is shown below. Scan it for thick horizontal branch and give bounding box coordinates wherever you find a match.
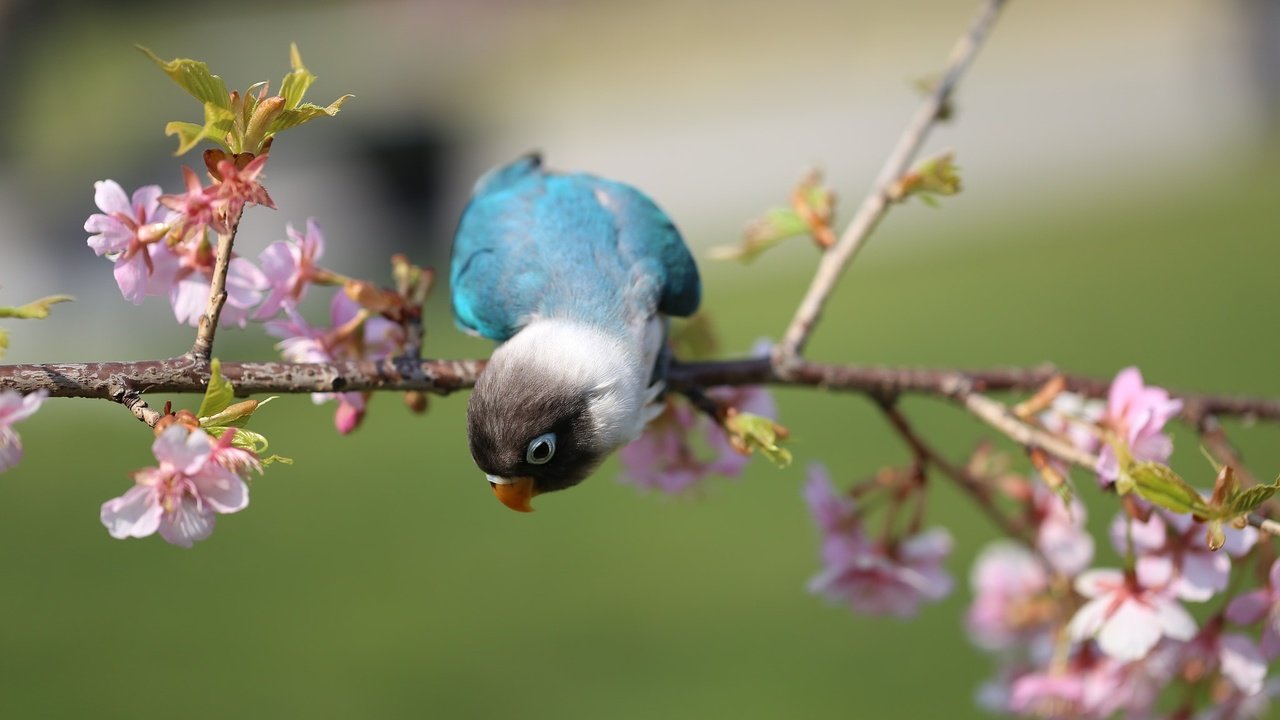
[0,356,486,402]
[1,356,1277,424]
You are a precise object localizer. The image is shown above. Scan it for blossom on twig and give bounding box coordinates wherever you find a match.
[265,289,405,434]
[804,464,953,617]
[1067,568,1197,662]
[254,218,337,320]
[1096,367,1182,487]
[618,385,775,494]
[84,180,177,304]
[99,426,260,547]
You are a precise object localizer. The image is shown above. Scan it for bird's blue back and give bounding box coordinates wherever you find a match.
[450,155,700,341]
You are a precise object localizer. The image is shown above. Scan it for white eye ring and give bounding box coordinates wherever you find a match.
[526,433,556,464]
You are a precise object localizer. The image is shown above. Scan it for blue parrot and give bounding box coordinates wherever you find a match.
[451,154,701,511]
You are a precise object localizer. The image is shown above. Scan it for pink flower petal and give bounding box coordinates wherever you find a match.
[0,428,22,472]
[169,275,209,326]
[112,252,151,305]
[157,497,215,548]
[152,426,212,476]
[1153,596,1197,641]
[1176,550,1230,602]
[1220,633,1267,696]
[193,467,249,513]
[900,527,953,562]
[1096,599,1162,661]
[1067,595,1113,642]
[0,389,47,425]
[1107,367,1145,417]
[1075,569,1124,598]
[1226,590,1272,625]
[100,485,162,539]
[1136,554,1175,590]
[93,180,131,216]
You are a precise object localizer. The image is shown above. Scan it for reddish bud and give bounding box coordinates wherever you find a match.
[404,391,429,414]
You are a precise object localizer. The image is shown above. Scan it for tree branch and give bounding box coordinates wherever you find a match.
[774,0,1009,365]
[3,356,1278,425]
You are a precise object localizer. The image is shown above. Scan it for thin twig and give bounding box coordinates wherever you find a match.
[955,389,1100,470]
[189,209,243,361]
[119,391,163,427]
[874,396,1034,544]
[774,0,1009,366]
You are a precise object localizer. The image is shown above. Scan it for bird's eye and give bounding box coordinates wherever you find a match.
[526,433,556,464]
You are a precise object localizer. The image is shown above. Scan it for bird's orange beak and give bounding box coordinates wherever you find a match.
[488,475,537,512]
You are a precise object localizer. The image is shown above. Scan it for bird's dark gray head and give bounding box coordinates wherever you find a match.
[465,319,646,511]
[467,368,608,508]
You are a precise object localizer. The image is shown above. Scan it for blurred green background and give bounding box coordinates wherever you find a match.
[2,0,1280,718]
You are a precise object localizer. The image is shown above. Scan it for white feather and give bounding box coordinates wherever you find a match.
[487,316,665,450]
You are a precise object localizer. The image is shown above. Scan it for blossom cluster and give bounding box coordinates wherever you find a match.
[802,367,1280,718]
[85,171,410,432]
[84,160,276,326]
[100,424,261,548]
[618,384,777,494]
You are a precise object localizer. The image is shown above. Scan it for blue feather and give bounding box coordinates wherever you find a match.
[450,154,700,342]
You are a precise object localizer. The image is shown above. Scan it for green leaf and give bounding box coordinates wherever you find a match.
[1127,461,1213,516]
[726,412,792,468]
[888,151,962,204]
[138,46,231,110]
[0,295,74,320]
[227,428,269,454]
[164,103,236,155]
[197,359,235,420]
[1225,479,1280,518]
[261,454,294,467]
[710,209,808,263]
[279,43,316,110]
[0,328,8,359]
[268,96,353,134]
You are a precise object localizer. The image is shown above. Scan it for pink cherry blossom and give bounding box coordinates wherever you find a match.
[1111,508,1257,603]
[84,180,177,304]
[1095,367,1183,486]
[169,254,268,328]
[265,290,405,434]
[0,389,46,472]
[100,426,259,548]
[207,154,275,229]
[805,465,953,617]
[158,166,218,242]
[966,541,1051,650]
[1006,647,1172,719]
[1180,629,1269,696]
[254,218,333,320]
[618,385,776,494]
[1226,558,1280,659]
[1067,568,1197,661]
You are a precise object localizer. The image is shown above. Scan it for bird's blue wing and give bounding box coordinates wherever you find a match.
[450,154,701,342]
[592,178,701,319]
[450,155,544,340]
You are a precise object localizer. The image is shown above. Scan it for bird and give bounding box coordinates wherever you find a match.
[451,154,700,512]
